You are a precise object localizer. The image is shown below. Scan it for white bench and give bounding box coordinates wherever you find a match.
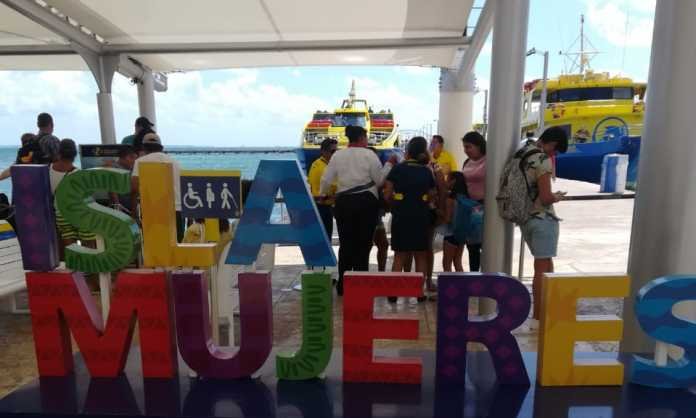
[0,221,27,312]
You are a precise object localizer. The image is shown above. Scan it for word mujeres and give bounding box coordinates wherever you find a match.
[11,161,696,388]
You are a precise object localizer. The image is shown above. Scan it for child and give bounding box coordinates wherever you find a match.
[182,218,206,243]
[442,172,468,272]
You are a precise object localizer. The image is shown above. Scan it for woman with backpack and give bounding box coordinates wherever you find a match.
[461,131,487,271]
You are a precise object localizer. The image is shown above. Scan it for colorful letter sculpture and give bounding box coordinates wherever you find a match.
[276,272,333,380]
[26,270,177,378]
[630,276,696,388]
[171,271,273,378]
[10,165,59,271]
[138,162,216,267]
[343,272,423,384]
[436,273,531,385]
[538,273,629,386]
[53,168,140,273]
[226,160,335,267]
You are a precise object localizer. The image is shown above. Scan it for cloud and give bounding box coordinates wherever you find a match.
[585,0,655,48]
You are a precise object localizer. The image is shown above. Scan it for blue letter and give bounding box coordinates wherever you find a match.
[226,160,336,267]
[630,276,696,388]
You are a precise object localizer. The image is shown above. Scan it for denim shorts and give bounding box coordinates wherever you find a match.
[520,215,559,259]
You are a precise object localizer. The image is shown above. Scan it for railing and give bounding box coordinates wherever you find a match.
[517,192,636,279]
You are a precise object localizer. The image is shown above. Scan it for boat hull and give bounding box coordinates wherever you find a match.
[556,135,641,188]
[296,147,404,174]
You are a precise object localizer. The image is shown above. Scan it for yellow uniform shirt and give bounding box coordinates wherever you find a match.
[308,157,337,204]
[434,150,458,173]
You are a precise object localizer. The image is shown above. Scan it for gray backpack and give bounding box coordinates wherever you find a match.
[496,147,542,225]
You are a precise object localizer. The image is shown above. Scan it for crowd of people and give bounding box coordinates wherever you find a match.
[1,112,569,319]
[309,124,569,314]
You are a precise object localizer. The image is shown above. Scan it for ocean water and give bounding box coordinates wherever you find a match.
[0,146,299,199]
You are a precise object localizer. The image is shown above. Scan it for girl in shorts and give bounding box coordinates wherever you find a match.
[442,171,468,272]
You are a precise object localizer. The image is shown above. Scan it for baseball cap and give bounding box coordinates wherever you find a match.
[142,132,161,146]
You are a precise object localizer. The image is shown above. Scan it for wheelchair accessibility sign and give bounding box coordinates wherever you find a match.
[180,170,242,218]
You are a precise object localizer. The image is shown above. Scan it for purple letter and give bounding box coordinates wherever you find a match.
[11,165,59,271]
[436,273,530,385]
[172,270,272,378]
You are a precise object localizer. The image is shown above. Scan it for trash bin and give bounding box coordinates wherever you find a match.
[600,153,628,194]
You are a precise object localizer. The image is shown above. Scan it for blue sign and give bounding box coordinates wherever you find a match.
[180,170,241,219]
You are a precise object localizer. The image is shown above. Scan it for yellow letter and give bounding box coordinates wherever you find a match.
[538,273,629,386]
[139,162,216,267]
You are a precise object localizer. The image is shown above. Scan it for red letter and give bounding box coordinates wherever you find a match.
[27,270,177,378]
[343,272,423,384]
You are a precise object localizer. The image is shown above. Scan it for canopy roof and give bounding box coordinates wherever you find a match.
[0,0,474,71]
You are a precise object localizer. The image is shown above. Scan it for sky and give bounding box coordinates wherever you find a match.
[0,0,656,148]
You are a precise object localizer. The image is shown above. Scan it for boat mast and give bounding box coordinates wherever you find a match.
[348,80,356,106]
[580,14,585,74]
[560,14,599,74]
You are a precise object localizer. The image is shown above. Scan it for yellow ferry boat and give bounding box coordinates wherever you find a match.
[301,81,400,150]
[521,71,646,143]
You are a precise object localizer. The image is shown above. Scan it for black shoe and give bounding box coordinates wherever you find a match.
[388,296,398,303]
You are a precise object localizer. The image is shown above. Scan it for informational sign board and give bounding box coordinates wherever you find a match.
[180,170,242,219]
[79,144,128,169]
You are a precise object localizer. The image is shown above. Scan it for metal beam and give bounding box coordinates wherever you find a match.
[0,44,75,55]
[456,0,495,77]
[0,0,166,89]
[100,36,470,54]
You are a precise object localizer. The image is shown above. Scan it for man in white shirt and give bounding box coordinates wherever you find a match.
[131,133,185,240]
[320,125,396,295]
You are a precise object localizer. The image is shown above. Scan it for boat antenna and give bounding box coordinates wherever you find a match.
[559,14,600,74]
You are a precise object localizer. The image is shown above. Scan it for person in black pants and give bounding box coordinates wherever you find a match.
[308,139,338,241]
[320,125,395,295]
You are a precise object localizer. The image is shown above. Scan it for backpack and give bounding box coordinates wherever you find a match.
[496,146,543,225]
[451,195,483,245]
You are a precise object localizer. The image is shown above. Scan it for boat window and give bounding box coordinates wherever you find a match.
[332,114,367,127]
[547,87,635,103]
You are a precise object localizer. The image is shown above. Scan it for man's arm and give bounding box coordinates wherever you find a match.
[319,158,337,196]
[0,167,11,181]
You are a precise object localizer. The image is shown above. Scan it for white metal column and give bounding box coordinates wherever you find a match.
[138,71,157,127]
[481,0,530,280]
[622,0,696,354]
[438,69,475,167]
[76,48,119,145]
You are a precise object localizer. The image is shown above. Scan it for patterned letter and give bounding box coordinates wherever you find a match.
[10,165,59,271]
[436,273,530,385]
[139,162,216,267]
[172,271,272,378]
[53,168,140,273]
[276,272,333,380]
[538,273,629,386]
[630,276,696,388]
[226,160,335,267]
[343,272,423,384]
[26,270,177,378]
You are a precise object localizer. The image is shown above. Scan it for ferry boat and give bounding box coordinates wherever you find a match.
[521,71,645,186]
[515,16,646,188]
[297,81,402,172]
